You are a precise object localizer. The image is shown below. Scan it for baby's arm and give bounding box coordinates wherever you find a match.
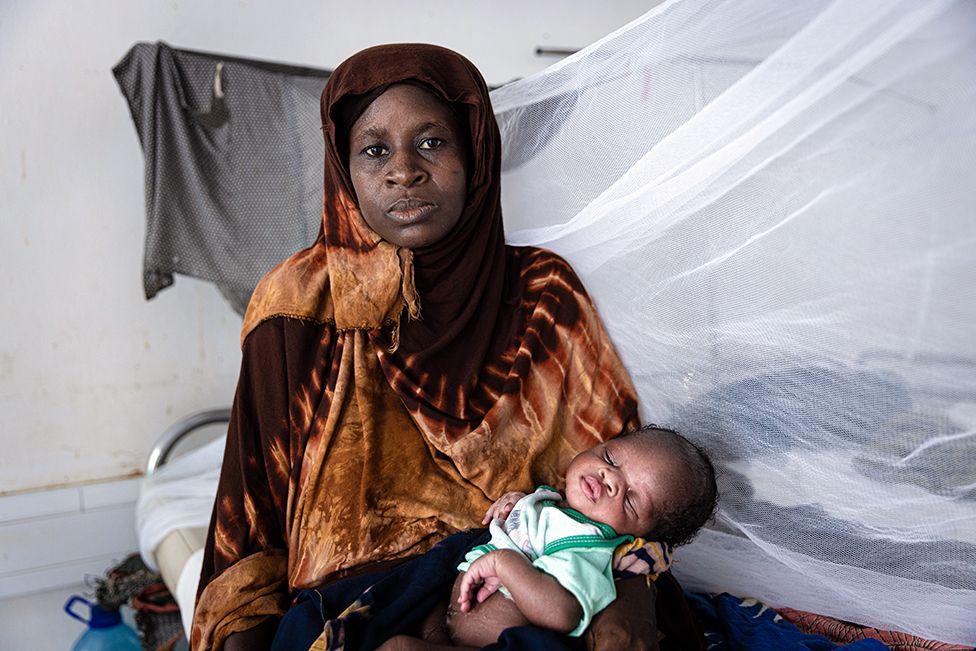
[458,550,583,635]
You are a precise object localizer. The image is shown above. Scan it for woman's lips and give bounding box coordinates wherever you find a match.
[580,475,603,502]
[386,198,437,223]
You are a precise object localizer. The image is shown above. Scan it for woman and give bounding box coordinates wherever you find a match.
[193,44,698,650]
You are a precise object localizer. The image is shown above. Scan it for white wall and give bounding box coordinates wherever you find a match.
[0,0,655,494]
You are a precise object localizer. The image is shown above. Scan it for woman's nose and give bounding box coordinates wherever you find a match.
[386,151,428,188]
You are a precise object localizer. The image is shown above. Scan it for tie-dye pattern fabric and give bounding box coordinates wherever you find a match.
[192,45,646,650]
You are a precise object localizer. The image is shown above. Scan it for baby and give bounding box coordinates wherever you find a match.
[383,425,717,650]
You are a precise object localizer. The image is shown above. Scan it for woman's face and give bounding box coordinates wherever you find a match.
[347,83,468,249]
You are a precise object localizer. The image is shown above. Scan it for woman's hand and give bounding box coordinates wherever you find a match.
[585,575,658,651]
[223,617,279,651]
[457,551,508,611]
[482,491,526,525]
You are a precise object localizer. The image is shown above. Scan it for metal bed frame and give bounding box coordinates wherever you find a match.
[144,408,231,475]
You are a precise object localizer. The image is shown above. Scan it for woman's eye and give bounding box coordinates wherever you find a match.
[418,137,444,150]
[363,145,388,158]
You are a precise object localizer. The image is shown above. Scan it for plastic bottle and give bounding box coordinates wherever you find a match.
[64,595,142,651]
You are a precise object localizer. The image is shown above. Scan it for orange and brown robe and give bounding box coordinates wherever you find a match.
[192,44,640,649]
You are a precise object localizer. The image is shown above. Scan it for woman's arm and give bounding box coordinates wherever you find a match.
[457,550,582,634]
[585,575,658,651]
[193,319,327,649]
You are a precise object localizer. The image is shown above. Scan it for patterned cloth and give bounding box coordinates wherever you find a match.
[778,607,975,651]
[687,593,974,651]
[612,537,671,581]
[686,592,889,650]
[192,44,654,650]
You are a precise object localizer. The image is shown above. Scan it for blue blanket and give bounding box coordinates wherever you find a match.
[686,592,889,650]
[271,528,889,650]
[271,529,583,651]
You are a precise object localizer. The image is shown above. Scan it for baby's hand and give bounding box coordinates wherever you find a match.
[458,551,506,612]
[483,491,526,525]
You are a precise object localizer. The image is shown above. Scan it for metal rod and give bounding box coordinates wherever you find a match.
[535,47,580,57]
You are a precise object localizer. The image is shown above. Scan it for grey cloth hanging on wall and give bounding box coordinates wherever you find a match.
[113,42,331,314]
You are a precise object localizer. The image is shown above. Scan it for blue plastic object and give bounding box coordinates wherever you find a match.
[64,595,141,651]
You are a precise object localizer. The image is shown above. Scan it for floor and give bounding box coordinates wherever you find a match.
[0,583,146,650]
[0,583,91,649]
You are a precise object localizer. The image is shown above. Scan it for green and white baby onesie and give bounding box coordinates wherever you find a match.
[458,486,633,636]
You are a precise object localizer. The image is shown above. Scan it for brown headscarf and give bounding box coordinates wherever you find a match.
[244,43,516,433]
[193,44,639,649]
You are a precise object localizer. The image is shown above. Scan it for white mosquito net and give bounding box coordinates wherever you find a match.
[495,0,976,644]
[135,0,975,643]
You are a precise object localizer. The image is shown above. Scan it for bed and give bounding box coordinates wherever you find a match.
[140,409,230,638]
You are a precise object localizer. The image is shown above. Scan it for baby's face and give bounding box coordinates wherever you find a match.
[563,435,676,537]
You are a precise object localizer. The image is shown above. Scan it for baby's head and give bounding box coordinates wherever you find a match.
[563,425,717,546]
